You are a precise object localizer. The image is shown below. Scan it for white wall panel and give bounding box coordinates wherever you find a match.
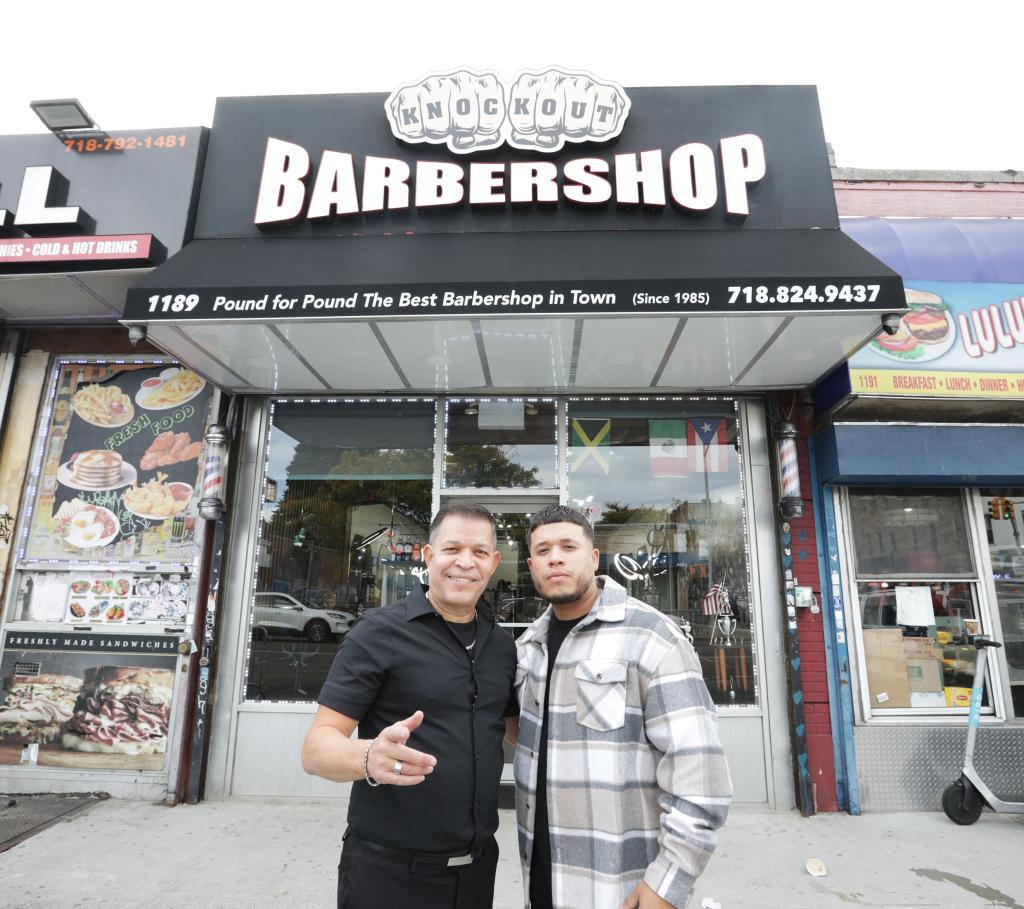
[232,711,352,798]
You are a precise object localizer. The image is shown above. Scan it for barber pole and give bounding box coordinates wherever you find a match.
[203,450,223,499]
[778,435,800,498]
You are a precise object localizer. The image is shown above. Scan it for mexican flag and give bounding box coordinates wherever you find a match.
[649,419,691,477]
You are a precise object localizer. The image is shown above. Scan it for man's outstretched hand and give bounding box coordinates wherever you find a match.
[366,710,437,786]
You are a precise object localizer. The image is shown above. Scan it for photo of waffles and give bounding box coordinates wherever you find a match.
[72,383,134,427]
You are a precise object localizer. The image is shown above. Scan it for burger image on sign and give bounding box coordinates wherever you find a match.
[870,289,955,361]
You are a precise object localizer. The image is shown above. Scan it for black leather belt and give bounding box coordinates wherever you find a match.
[352,835,487,867]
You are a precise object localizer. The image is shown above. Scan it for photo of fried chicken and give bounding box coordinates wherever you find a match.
[139,431,203,471]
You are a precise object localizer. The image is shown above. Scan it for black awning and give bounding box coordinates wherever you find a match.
[124,229,903,322]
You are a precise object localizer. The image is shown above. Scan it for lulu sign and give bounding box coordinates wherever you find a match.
[849,282,1024,398]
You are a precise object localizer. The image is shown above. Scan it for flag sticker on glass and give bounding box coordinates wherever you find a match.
[571,419,611,473]
[690,418,730,472]
[648,419,689,477]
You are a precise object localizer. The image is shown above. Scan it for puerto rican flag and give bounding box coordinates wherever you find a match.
[690,419,729,473]
[649,418,729,477]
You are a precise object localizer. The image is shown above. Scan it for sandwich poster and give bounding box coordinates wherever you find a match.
[25,361,215,562]
[0,631,178,770]
[849,282,1024,399]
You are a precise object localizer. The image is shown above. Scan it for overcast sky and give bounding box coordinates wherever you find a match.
[3,1,1021,171]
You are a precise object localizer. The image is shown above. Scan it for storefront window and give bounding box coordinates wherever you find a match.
[0,357,211,771]
[566,399,755,707]
[848,489,973,577]
[981,488,1024,717]
[444,399,557,489]
[23,360,213,566]
[247,400,435,702]
[848,488,990,715]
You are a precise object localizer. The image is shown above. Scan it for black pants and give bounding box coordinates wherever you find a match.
[337,836,499,909]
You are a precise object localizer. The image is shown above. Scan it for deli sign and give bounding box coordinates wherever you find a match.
[253,68,767,227]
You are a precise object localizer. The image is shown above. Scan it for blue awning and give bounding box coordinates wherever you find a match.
[816,422,1024,486]
[841,217,1024,284]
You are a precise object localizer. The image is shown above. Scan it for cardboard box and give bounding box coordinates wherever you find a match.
[903,636,940,660]
[863,628,911,708]
[905,658,943,693]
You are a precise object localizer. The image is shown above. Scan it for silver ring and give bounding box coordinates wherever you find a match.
[394,761,403,775]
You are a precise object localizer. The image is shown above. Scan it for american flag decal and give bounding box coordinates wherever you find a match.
[701,580,732,616]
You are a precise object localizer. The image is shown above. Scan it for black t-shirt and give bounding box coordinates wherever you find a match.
[530,613,585,909]
[318,585,517,853]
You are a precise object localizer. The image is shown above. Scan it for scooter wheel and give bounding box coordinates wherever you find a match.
[942,780,983,825]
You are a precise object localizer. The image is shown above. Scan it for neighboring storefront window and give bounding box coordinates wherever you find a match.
[981,488,1024,718]
[0,357,211,770]
[847,488,991,714]
[444,398,557,489]
[247,399,435,702]
[566,399,755,707]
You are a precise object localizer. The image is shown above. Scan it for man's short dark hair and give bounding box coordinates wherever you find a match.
[528,504,595,546]
[429,502,498,548]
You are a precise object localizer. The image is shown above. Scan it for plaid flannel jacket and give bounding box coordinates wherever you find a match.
[514,576,732,909]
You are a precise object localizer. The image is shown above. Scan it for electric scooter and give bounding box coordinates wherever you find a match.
[941,634,1024,824]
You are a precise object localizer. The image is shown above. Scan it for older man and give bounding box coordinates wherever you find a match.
[302,502,517,909]
[515,504,732,909]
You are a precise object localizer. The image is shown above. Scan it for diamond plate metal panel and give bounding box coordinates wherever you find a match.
[855,725,1024,811]
[0,793,99,852]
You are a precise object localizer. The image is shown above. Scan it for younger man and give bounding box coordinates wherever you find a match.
[515,505,732,909]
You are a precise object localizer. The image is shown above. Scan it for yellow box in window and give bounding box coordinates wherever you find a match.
[944,687,972,708]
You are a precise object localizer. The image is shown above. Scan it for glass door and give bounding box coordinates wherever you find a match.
[438,496,559,639]
[439,496,558,782]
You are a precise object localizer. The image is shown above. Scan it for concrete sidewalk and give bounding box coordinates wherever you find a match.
[0,798,1021,908]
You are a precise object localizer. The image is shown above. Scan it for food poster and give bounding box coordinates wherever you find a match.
[25,362,214,562]
[10,570,192,627]
[0,630,179,770]
[849,282,1024,398]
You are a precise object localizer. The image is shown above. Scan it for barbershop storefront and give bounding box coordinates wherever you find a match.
[121,74,904,806]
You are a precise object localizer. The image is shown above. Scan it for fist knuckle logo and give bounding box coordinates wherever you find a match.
[387,67,630,155]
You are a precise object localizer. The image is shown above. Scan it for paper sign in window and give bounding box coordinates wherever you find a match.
[895,586,936,627]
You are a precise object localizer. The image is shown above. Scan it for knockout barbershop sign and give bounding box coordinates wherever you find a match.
[253,67,767,226]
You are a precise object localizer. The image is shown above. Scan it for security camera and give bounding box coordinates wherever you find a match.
[880,313,904,336]
[127,324,147,347]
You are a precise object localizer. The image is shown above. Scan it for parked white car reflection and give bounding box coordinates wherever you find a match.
[252,592,354,643]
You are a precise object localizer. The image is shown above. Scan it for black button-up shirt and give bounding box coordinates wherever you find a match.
[319,584,517,853]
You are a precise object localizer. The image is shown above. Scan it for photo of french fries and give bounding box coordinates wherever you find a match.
[72,383,134,427]
[138,370,205,409]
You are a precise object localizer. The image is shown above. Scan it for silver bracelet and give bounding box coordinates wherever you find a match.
[363,737,381,787]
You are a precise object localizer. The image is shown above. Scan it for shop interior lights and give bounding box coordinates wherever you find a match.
[198,423,229,521]
[775,420,803,519]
